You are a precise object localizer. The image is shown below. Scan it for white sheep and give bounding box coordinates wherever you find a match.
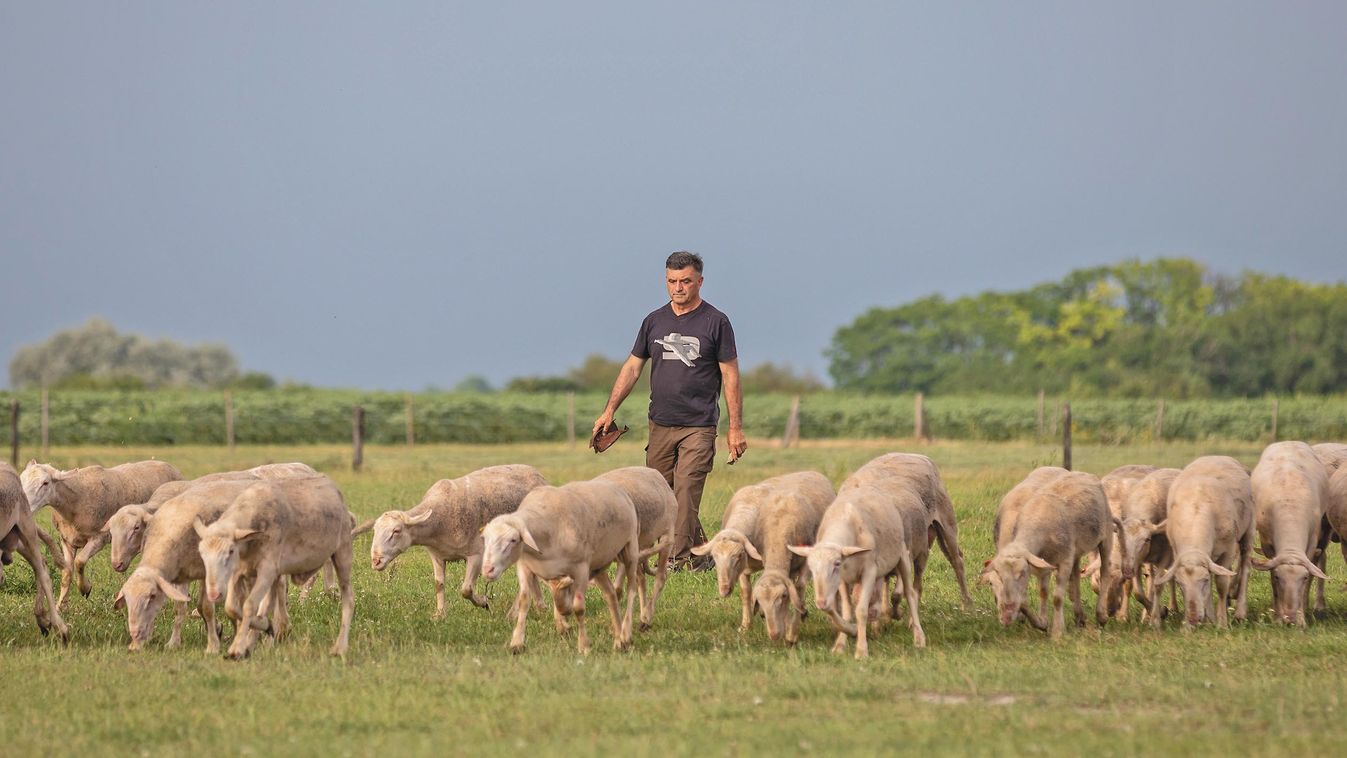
[480,481,640,655]
[1250,441,1330,626]
[1113,468,1181,626]
[1154,456,1254,628]
[981,471,1113,639]
[362,464,546,617]
[114,479,265,652]
[838,453,973,609]
[691,471,834,635]
[0,463,68,641]
[196,476,355,659]
[788,484,926,657]
[22,459,182,605]
[594,466,677,631]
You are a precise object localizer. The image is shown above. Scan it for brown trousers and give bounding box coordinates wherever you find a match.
[645,422,716,558]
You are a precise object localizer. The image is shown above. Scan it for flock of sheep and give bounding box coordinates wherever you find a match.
[2,440,1346,659]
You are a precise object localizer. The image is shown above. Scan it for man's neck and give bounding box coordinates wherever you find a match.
[670,297,703,316]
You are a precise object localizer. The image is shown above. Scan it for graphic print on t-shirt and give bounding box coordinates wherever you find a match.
[655,333,701,366]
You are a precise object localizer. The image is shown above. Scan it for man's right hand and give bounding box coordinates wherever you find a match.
[592,411,615,439]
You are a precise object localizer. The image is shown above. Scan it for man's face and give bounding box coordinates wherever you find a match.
[666,266,703,306]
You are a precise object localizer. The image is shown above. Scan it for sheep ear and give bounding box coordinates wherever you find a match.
[1149,519,1167,534]
[1081,557,1101,576]
[1251,555,1277,572]
[233,528,265,543]
[1304,558,1328,580]
[1155,565,1177,585]
[156,575,191,603]
[787,544,812,558]
[1207,560,1236,578]
[113,590,126,611]
[840,546,871,557]
[786,578,805,614]
[404,511,432,525]
[1025,553,1053,570]
[192,518,208,538]
[519,525,540,552]
[743,539,764,562]
[1112,517,1124,533]
[690,540,715,557]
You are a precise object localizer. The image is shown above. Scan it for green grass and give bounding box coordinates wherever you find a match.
[3,439,1346,755]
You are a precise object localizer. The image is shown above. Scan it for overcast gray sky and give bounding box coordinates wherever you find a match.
[3,3,1345,390]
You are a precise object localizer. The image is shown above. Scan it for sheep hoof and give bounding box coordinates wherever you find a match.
[638,621,652,633]
[509,643,526,655]
[431,610,446,621]
[80,585,92,599]
[38,621,49,637]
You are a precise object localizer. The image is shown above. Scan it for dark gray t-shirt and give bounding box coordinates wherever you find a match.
[631,301,738,427]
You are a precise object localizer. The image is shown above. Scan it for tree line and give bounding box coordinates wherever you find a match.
[826,258,1347,397]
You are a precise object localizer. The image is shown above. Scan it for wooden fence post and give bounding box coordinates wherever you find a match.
[1155,399,1165,442]
[9,399,18,468]
[1037,389,1045,439]
[224,390,235,451]
[914,392,925,441]
[1062,402,1073,471]
[1270,397,1279,442]
[41,388,49,457]
[352,405,365,472]
[782,395,801,448]
[405,393,415,447]
[566,392,576,447]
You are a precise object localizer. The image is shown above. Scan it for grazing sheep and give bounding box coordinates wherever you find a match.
[788,484,926,657]
[480,481,640,655]
[22,459,182,605]
[838,453,973,609]
[1311,443,1347,475]
[0,463,68,641]
[363,464,546,617]
[114,479,264,652]
[1154,456,1254,628]
[1326,467,1347,574]
[1251,442,1330,626]
[594,466,677,631]
[1090,465,1157,618]
[196,476,354,659]
[1114,468,1182,626]
[86,462,320,576]
[691,471,834,634]
[981,471,1112,639]
[993,467,1070,549]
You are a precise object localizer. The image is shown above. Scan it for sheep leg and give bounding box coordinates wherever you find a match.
[430,556,447,618]
[459,553,490,610]
[1037,572,1049,621]
[648,537,671,623]
[592,570,628,651]
[269,576,290,641]
[14,517,69,642]
[329,548,354,658]
[1050,565,1068,640]
[228,567,278,659]
[1313,550,1327,618]
[509,566,532,654]
[853,565,878,659]
[569,570,591,655]
[898,552,926,648]
[1066,557,1088,630]
[55,539,75,609]
[201,587,220,654]
[1214,572,1232,629]
[1235,530,1252,622]
[831,582,853,654]
[737,570,753,632]
[167,600,187,649]
[74,531,109,594]
[932,520,974,611]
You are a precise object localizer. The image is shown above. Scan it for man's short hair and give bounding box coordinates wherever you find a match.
[666,251,704,274]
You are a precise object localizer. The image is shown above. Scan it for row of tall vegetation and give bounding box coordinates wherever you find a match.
[827,258,1347,397]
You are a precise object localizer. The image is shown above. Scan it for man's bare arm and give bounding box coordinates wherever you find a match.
[593,354,648,437]
[720,358,747,463]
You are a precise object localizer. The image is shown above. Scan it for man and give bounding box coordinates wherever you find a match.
[593,251,747,568]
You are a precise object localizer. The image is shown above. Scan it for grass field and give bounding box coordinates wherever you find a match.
[2,439,1346,755]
